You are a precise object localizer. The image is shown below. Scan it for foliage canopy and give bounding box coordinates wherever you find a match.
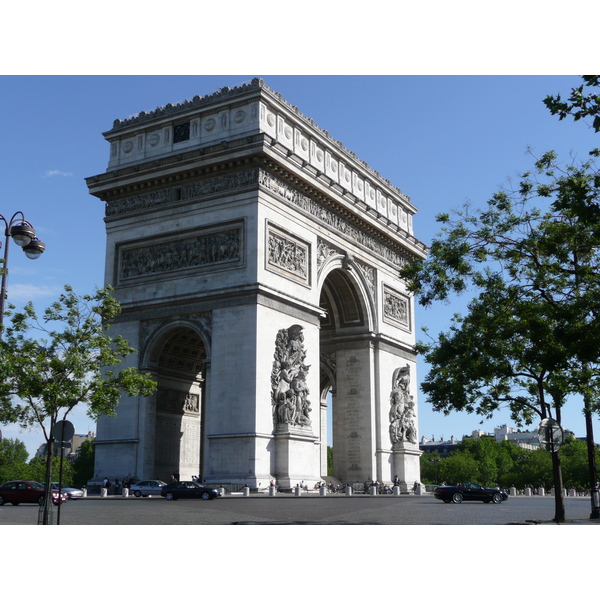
[0,285,157,443]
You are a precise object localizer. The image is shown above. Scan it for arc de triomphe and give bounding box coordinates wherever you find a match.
[86,79,427,491]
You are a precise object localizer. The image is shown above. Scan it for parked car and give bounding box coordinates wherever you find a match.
[434,482,508,504]
[161,481,220,501]
[0,480,68,506]
[129,480,167,497]
[51,482,84,499]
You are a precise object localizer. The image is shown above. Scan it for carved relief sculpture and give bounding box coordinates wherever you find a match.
[157,388,200,414]
[119,227,241,280]
[383,286,410,330]
[267,227,309,283]
[271,325,312,428]
[388,364,417,444]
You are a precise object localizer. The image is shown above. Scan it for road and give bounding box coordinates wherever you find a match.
[1,493,597,525]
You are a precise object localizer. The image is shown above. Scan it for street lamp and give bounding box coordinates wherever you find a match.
[0,211,46,334]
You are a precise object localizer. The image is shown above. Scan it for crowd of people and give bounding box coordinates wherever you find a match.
[101,476,137,495]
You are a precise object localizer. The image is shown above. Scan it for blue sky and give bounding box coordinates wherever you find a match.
[2,5,597,588]
[1,75,598,457]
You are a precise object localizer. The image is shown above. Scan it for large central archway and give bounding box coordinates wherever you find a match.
[318,257,375,484]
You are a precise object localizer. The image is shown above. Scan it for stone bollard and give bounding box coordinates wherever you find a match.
[269,486,277,497]
[393,485,400,496]
[345,485,352,496]
[100,488,107,498]
[243,486,250,497]
[295,485,302,497]
[319,486,327,497]
[369,485,377,496]
[525,487,532,496]
[122,488,129,498]
[538,487,545,496]
[82,488,87,498]
[219,486,226,497]
[510,487,517,496]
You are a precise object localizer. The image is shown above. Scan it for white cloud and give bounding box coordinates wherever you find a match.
[5,282,63,303]
[1,402,96,459]
[43,169,73,177]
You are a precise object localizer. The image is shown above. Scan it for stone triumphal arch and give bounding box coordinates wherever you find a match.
[86,79,428,491]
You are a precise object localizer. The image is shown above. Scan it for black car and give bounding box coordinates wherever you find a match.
[161,481,220,501]
[434,482,508,504]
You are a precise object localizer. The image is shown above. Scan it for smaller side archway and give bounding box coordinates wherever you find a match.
[141,323,210,482]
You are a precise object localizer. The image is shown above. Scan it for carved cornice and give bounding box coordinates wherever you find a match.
[259,169,420,267]
[105,77,411,205]
[109,79,264,131]
[86,137,263,196]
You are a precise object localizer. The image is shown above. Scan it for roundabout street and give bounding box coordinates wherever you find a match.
[0,494,597,526]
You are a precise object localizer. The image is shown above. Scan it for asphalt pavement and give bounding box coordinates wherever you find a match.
[1,492,598,525]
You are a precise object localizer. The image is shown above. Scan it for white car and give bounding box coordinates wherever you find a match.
[52,483,84,499]
[129,480,167,497]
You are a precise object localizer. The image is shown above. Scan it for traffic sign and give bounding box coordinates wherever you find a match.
[52,419,74,442]
[537,418,564,452]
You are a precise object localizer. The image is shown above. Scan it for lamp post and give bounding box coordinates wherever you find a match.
[0,211,46,335]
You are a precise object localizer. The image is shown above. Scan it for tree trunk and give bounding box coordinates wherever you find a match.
[41,418,55,525]
[551,450,565,522]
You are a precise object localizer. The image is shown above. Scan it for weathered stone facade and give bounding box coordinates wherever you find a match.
[86,78,427,491]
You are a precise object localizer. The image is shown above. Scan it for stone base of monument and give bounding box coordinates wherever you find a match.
[391,441,422,494]
[273,423,319,492]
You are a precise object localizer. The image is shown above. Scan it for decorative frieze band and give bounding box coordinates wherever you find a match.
[118,224,242,282]
[259,170,408,268]
[105,169,259,217]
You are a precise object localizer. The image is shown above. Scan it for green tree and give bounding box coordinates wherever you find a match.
[400,143,600,521]
[438,452,480,485]
[72,438,95,488]
[327,446,333,477]
[420,451,443,485]
[559,436,600,491]
[0,285,157,523]
[516,448,554,490]
[27,455,74,486]
[0,437,29,484]
[544,76,600,133]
